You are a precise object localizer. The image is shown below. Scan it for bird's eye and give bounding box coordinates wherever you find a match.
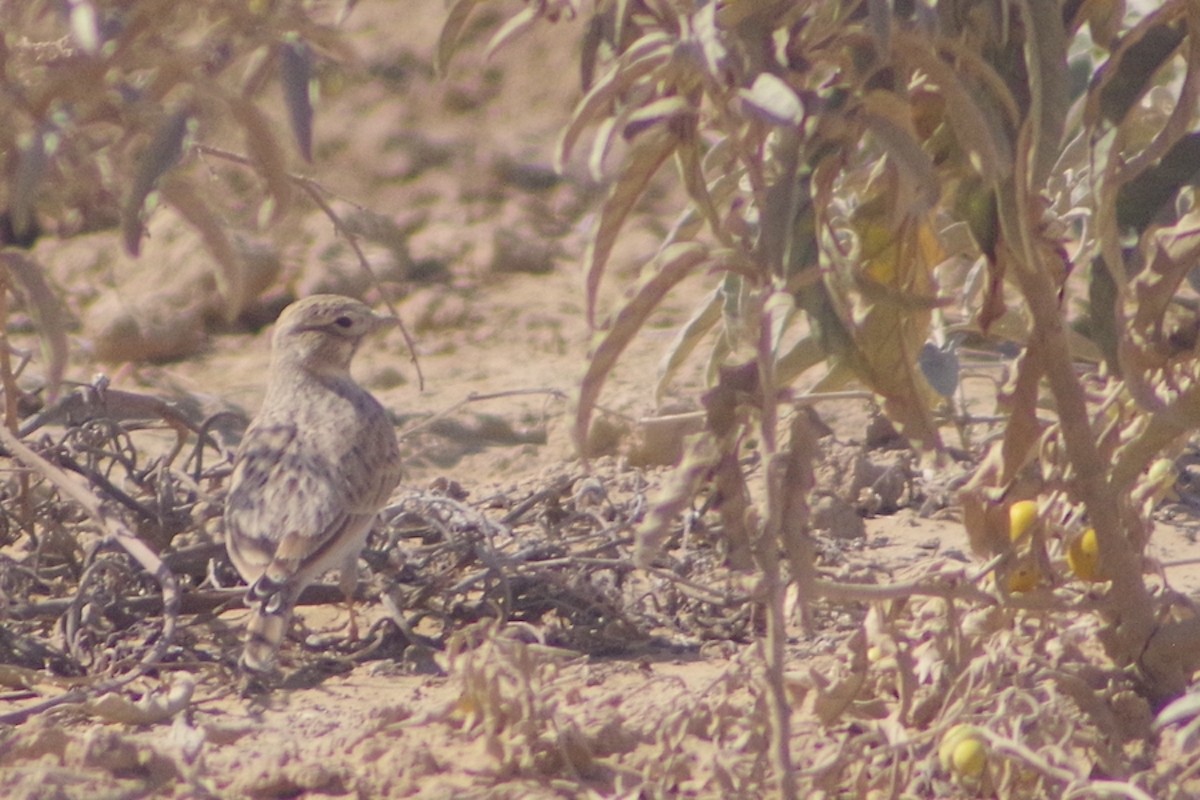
[334,316,354,329]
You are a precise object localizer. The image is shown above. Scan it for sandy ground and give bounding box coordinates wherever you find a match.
[2,2,1200,798]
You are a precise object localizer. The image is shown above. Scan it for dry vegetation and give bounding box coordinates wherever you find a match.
[2,0,1200,797]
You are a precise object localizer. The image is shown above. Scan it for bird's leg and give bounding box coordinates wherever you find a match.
[240,593,294,677]
[339,555,361,642]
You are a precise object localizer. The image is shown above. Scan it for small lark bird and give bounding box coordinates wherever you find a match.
[224,295,403,675]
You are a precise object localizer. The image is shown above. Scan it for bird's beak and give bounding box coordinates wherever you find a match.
[370,312,401,333]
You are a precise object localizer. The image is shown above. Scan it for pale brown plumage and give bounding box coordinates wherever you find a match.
[224,295,403,674]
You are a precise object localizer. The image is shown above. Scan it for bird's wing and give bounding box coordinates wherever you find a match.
[225,420,372,584]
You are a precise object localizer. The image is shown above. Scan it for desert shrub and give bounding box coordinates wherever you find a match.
[442,0,1200,796]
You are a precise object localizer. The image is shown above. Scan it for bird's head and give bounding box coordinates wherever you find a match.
[270,294,395,376]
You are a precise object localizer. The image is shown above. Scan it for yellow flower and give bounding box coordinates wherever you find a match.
[1008,500,1039,542]
[939,724,988,779]
[1067,528,1106,582]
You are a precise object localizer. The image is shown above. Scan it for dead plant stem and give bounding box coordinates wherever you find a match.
[0,274,18,432]
[0,426,180,725]
[756,306,797,800]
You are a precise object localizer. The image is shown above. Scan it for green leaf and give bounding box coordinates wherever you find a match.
[584,127,678,326]
[0,253,70,403]
[899,33,1015,182]
[10,126,50,239]
[1018,0,1069,188]
[279,38,314,162]
[1093,11,1186,125]
[554,33,673,171]
[738,73,804,127]
[159,177,248,320]
[1116,132,1200,232]
[576,243,710,454]
[436,0,485,75]
[230,97,294,223]
[656,286,723,402]
[122,108,191,256]
[485,6,539,61]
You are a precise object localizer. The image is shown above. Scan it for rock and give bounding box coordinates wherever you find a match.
[810,493,866,539]
[489,227,556,275]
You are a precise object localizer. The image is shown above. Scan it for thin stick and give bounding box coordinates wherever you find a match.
[0,271,19,432]
[4,584,355,621]
[812,574,997,605]
[0,267,35,554]
[757,304,796,800]
[399,387,568,441]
